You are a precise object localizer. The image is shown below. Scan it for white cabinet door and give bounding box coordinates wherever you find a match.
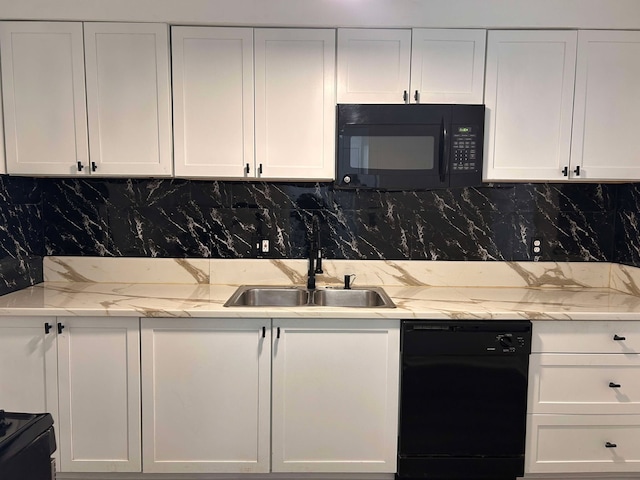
[141,318,271,473]
[337,28,411,104]
[0,74,5,175]
[571,30,640,180]
[172,27,254,178]
[56,317,141,472]
[0,317,59,464]
[410,29,486,104]
[484,30,577,181]
[529,354,640,414]
[255,29,335,180]
[0,22,89,175]
[271,319,400,473]
[84,23,172,177]
[526,414,640,474]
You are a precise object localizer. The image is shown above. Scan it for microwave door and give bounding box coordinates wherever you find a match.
[338,124,445,190]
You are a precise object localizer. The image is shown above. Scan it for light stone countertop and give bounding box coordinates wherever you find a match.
[1,282,640,321]
[1,257,640,320]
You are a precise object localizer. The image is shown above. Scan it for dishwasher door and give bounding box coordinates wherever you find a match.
[400,354,529,456]
[397,320,531,480]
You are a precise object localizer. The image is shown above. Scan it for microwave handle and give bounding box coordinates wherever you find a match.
[439,118,447,183]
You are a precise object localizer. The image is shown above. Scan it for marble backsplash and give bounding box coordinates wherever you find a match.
[0,175,43,295]
[2,175,640,295]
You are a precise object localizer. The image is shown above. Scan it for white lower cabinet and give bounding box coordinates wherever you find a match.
[0,317,59,463]
[0,316,140,473]
[141,318,271,473]
[56,317,141,472]
[271,319,400,473]
[141,317,400,474]
[527,414,640,474]
[527,321,640,475]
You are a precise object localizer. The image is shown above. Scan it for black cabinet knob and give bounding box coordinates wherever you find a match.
[609,382,621,388]
[605,442,617,448]
[613,334,626,341]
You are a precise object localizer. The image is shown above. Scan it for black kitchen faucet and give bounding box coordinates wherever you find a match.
[306,215,323,290]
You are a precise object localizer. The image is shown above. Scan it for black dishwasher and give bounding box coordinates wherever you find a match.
[397,320,531,480]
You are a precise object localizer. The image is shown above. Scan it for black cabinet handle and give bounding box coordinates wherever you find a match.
[562,166,568,177]
[403,90,408,103]
[414,90,419,103]
[609,382,621,388]
[44,323,52,334]
[91,162,97,172]
[57,323,65,335]
[573,165,581,176]
[77,161,84,171]
[258,163,263,175]
[613,334,626,341]
[605,442,617,448]
[262,326,266,338]
[277,327,281,339]
[245,163,250,174]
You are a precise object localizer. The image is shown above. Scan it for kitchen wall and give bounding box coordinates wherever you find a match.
[3,176,639,296]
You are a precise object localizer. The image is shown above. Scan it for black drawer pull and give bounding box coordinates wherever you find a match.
[262,326,266,338]
[613,334,626,341]
[609,382,621,388]
[57,323,65,334]
[44,323,53,334]
[277,327,281,339]
[605,442,617,448]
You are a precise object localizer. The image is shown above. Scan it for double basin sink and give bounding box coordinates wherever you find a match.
[224,285,396,308]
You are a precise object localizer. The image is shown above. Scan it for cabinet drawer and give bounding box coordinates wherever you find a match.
[529,354,640,414]
[526,414,640,474]
[532,321,640,353]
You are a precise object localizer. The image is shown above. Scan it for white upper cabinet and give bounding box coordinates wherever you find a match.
[0,21,171,177]
[0,22,89,175]
[571,30,640,180]
[173,27,335,180]
[484,30,578,181]
[254,28,335,180]
[84,23,172,176]
[0,75,5,174]
[410,28,486,104]
[337,28,485,105]
[337,29,411,104]
[172,27,254,178]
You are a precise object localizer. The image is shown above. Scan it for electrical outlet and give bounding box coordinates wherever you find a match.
[531,237,543,257]
[252,235,271,257]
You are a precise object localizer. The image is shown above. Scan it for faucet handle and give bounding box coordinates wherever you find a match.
[314,249,323,274]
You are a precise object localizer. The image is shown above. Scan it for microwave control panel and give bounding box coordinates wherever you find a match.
[451,126,479,172]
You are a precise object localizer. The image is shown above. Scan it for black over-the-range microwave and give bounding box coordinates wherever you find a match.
[336,103,485,190]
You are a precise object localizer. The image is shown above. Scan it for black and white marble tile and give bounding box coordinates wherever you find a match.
[0,176,44,295]
[3,173,640,297]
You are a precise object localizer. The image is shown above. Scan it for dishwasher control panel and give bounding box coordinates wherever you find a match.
[402,320,532,356]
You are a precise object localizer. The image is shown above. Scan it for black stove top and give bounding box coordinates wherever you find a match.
[0,410,54,462]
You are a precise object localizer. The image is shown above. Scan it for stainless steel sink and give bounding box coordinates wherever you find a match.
[223,286,309,307]
[224,286,395,308]
[312,287,395,308]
